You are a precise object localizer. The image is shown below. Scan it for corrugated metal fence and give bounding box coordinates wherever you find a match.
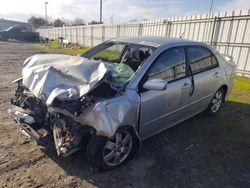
[37,10,250,75]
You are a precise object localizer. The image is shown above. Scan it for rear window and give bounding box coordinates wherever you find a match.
[187,46,218,74]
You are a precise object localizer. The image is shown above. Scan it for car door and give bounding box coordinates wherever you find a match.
[139,47,192,139]
[185,46,221,117]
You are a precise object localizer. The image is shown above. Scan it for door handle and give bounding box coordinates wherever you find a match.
[214,72,219,78]
[182,82,190,89]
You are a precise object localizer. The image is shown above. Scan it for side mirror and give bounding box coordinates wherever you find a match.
[143,79,167,91]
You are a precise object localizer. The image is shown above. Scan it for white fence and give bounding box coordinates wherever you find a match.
[37,10,250,75]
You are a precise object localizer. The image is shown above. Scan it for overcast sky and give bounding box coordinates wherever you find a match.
[0,0,249,23]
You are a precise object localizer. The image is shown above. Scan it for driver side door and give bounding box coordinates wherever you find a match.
[139,47,192,139]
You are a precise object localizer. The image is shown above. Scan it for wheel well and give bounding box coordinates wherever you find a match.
[117,126,141,149]
[220,85,228,101]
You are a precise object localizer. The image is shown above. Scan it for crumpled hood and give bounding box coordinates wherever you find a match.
[22,54,108,105]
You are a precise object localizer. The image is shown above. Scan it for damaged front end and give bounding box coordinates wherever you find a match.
[8,78,50,146]
[8,54,138,157]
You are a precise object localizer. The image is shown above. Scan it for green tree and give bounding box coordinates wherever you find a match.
[88,20,103,25]
[27,16,47,28]
[53,18,65,27]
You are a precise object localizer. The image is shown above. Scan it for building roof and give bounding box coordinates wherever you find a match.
[0,18,31,31]
[0,18,28,25]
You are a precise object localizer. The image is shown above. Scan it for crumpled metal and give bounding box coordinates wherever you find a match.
[21,54,137,138]
[22,54,135,106]
[22,54,108,105]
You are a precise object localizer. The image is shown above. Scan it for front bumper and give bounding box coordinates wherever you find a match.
[7,105,48,146]
[7,104,90,157]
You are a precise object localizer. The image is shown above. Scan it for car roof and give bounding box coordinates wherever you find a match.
[111,36,199,48]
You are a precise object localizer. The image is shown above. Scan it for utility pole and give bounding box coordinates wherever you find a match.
[110,14,113,25]
[45,2,48,26]
[100,0,102,23]
[209,0,214,17]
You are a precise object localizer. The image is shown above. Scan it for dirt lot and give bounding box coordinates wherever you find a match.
[0,41,249,188]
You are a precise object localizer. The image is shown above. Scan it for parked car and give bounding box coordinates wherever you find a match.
[0,25,39,42]
[8,36,236,169]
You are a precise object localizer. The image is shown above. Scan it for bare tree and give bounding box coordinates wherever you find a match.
[71,18,86,26]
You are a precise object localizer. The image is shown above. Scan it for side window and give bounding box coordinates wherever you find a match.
[187,46,218,74]
[147,47,186,82]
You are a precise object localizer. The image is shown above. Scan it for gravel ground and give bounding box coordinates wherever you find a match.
[0,41,249,188]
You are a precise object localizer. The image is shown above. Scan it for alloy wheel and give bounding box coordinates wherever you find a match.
[211,90,223,113]
[103,130,133,167]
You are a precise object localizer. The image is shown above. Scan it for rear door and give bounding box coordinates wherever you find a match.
[139,47,192,139]
[186,46,220,117]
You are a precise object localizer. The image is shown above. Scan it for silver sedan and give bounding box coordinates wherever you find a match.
[8,36,236,169]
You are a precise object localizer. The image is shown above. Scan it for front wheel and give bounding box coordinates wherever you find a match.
[206,88,224,115]
[87,129,136,170]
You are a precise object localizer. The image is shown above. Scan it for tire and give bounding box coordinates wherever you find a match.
[86,128,136,170]
[206,88,225,115]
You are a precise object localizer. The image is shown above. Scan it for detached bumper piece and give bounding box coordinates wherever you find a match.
[7,105,48,146]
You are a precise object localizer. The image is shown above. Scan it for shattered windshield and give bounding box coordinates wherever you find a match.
[88,42,155,86]
[105,62,135,85]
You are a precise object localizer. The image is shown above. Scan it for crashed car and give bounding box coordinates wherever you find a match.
[8,36,236,169]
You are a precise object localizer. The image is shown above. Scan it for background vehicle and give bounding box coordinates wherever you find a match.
[0,25,39,42]
[8,36,236,169]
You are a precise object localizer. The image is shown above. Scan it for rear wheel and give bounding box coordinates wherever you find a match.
[87,128,136,170]
[206,88,224,115]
